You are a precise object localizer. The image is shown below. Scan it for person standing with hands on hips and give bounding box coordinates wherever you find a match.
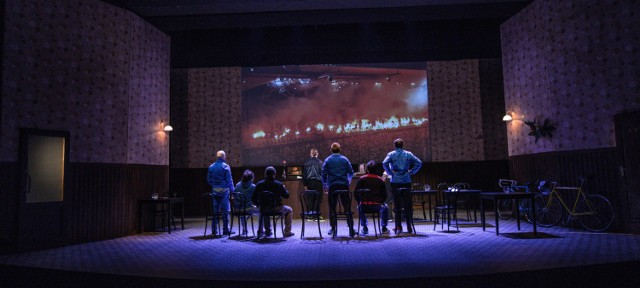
[382,139,422,234]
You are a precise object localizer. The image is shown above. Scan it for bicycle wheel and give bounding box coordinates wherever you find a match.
[535,194,562,227]
[496,199,514,220]
[577,194,615,232]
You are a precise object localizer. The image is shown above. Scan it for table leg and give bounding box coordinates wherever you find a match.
[515,199,521,230]
[428,194,433,221]
[493,199,499,235]
[168,202,172,234]
[481,198,486,231]
[531,195,537,236]
[139,202,143,233]
[181,201,185,230]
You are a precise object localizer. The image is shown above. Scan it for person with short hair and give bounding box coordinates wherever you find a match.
[303,148,324,211]
[322,142,355,237]
[233,169,259,235]
[207,150,235,235]
[354,160,390,235]
[382,139,422,234]
[252,166,294,237]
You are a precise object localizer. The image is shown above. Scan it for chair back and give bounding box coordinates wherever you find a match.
[256,190,278,214]
[355,188,381,211]
[435,183,451,206]
[202,192,214,216]
[231,192,250,215]
[300,190,322,214]
[453,182,470,190]
[332,189,352,214]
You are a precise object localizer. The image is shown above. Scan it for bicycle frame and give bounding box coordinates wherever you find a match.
[544,180,595,217]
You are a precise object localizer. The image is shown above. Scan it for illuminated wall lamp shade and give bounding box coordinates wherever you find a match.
[163,122,173,132]
[502,111,523,122]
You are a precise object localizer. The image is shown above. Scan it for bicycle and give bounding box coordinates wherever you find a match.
[496,179,536,222]
[535,177,615,232]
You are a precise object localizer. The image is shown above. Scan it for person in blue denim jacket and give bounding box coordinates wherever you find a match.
[207,150,235,235]
[382,139,422,234]
[322,142,355,237]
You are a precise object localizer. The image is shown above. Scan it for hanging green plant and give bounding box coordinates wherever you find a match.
[523,118,556,143]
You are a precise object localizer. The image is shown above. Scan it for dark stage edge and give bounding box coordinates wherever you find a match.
[2,261,640,288]
[2,216,640,288]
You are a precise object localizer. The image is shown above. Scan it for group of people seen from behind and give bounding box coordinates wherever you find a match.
[206,138,422,238]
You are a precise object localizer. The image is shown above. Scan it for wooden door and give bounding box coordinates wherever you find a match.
[18,128,69,246]
[615,111,640,233]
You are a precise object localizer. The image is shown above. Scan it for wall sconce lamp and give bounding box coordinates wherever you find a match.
[162,121,173,132]
[502,111,524,122]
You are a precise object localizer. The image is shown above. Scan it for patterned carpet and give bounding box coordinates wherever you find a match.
[1,214,640,288]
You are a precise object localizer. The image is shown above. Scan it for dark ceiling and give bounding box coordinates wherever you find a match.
[102,0,533,68]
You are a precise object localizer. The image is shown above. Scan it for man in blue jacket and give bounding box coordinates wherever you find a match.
[382,139,422,234]
[207,150,235,235]
[322,142,355,237]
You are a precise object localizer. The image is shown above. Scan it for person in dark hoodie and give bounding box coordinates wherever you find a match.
[233,169,259,235]
[252,166,294,237]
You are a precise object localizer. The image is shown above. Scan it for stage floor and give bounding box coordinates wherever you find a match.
[2,213,640,287]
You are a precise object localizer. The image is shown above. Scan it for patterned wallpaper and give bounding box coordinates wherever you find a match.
[501,0,640,156]
[428,59,485,162]
[1,0,170,164]
[127,17,171,165]
[169,68,242,168]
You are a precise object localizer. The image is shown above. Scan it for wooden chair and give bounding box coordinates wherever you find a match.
[329,190,355,238]
[230,192,255,238]
[355,188,383,237]
[395,188,416,234]
[299,190,323,239]
[202,192,223,237]
[433,183,459,232]
[256,190,284,239]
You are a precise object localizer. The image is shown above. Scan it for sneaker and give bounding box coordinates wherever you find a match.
[284,231,295,237]
[394,226,403,235]
[327,229,334,236]
[223,230,236,236]
[265,230,272,237]
[407,227,413,234]
[381,227,390,234]
[361,226,369,235]
[349,228,356,237]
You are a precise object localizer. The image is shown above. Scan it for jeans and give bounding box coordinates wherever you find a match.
[259,205,293,233]
[391,182,413,228]
[212,189,230,232]
[328,185,354,232]
[358,204,389,228]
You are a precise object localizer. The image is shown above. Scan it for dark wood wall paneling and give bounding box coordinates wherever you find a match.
[509,148,617,198]
[509,148,620,229]
[171,161,509,217]
[67,163,168,244]
[0,162,19,242]
[2,162,168,246]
